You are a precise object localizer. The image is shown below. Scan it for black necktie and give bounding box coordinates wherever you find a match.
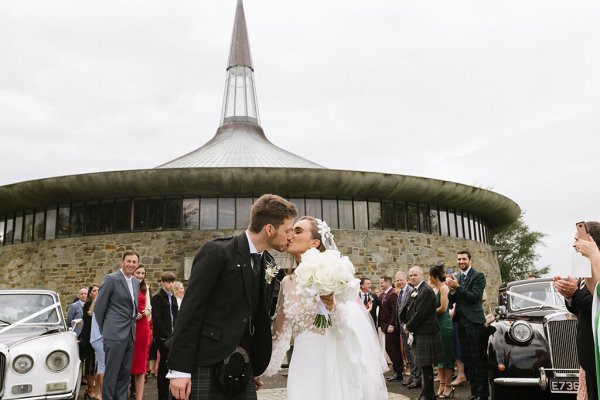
[250,253,261,275]
[398,289,403,304]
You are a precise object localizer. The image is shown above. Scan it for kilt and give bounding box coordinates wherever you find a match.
[411,332,443,367]
[191,365,257,400]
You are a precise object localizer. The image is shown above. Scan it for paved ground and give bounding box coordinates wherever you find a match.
[78,370,475,399]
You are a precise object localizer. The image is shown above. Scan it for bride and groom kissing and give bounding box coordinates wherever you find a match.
[168,194,388,400]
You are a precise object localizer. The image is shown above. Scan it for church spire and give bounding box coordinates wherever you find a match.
[220,0,260,125]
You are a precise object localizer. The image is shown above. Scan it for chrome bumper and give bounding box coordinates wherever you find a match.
[494,368,579,391]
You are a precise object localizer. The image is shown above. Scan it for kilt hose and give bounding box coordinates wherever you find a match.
[411,332,442,367]
[190,365,257,400]
[457,320,488,398]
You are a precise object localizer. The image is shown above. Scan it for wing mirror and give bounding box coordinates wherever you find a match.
[495,305,507,318]
[70,318,83,330]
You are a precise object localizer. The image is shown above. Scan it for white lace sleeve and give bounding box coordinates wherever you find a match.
[262,276,293,377]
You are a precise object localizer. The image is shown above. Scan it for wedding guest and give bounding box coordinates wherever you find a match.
[396,270,421,388]
[173,281,185,309]
[94,250,140,400]
[80,284,100,400]
[379,276,403,382]
[152,272,178,400]
[131,265,152,400]
[359,277,378,325]
[89,296,105,400]
[401,266,442,400]
[447,250,487,400]
[66,287,88,337]
[429,264,455,398]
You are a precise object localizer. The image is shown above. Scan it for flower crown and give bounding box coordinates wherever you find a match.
[316,219,338,251]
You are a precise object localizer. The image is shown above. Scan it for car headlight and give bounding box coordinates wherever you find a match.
[510,320,533,343]
[13,355,34,374]
[46,350,69,372]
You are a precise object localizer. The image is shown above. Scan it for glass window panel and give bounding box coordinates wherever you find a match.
[439,209,448,236]
[84,203,100,235]
[469,217,476,241]
[200,198,218,230]
[57,205,70,238]
[289,198,305,217]
[218,198,235,229]
[407,203,419,232]
[13,212,23,244]
[0,219,4,245]
[45,208,57,240]
[381,201,394,230]
[305,198,322,220]
[429,208,440,235]
[322,199,338,229]
[419,204,430,233]
[448,210,456,237]
[235,197,252,229]
[5,216,14,244]
[70,204,84,236]
[114,200,131,232]
[395,202,407,231]
[338,200,353,229]
[98,202,115,233]
[476,219,482,242]
[456,211,464,238]
[23,211,34,242]
[368,201,382,230]
[147,199,165,230]
[354,200,368,230]
[462,215,470,240]
[34,210,45,240]
[182,198,200,230]
[133,199,147,231]
[164,199,182,229]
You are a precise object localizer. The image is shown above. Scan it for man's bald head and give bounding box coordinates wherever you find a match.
[408,266,424,286]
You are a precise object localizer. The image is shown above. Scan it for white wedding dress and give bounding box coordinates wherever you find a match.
[263,274,388,400]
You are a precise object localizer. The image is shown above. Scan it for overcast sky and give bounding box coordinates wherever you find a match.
[1,0,599,277]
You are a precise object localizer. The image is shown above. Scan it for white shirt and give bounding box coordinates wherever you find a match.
[120,269,136,316]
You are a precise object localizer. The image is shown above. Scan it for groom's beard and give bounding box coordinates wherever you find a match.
[266,232,287,252]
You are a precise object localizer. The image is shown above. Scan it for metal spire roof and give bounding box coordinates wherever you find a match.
[158,0,323,169]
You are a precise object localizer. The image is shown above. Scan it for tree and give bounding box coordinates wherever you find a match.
[492,213,549,283]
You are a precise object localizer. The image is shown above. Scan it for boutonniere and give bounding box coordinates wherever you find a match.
[265,260,280,284]
[411,291,418,298]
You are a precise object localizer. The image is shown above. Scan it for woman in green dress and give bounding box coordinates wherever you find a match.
[429,264,455,398]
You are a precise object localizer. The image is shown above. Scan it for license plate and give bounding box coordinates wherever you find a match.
[549,378,579,394]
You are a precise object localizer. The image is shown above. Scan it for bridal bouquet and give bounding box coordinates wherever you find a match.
[295,248,359,328]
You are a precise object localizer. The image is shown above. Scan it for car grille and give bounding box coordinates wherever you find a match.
[546,317,578,371]
[0,352,5,394]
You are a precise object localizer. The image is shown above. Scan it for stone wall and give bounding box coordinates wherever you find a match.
[0,229,501,312]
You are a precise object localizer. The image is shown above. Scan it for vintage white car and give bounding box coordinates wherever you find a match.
[0,289,81,399]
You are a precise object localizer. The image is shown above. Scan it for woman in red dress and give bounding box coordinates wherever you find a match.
[131,265,152,400]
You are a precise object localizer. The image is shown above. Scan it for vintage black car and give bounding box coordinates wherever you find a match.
[487,278,579,400]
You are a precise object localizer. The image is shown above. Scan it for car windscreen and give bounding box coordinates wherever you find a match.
[0,293,60,325]
[508,282,565,311]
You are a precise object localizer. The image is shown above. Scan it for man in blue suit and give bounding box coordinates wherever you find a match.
[94,250,141,400]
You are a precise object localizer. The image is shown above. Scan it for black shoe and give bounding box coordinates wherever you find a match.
[387,373,403,382]
[402,379,413,386]
[407,382,422,389]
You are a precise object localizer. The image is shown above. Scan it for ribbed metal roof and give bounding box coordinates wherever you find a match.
[157,123,323,168]
[158,0,323,170]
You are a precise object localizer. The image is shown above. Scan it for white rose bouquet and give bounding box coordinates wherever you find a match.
[294,248,359,328]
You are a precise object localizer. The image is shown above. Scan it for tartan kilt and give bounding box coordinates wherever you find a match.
[411,332,443,367]
[191,365,257,400]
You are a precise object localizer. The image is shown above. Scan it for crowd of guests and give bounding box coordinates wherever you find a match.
[360,249,488,400]
[65,253,185,400]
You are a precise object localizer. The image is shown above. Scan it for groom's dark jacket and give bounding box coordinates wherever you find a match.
[168,233,272,376]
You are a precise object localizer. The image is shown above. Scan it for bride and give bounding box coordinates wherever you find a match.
[262,216,388,399]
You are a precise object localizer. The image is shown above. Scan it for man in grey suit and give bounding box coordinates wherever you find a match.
[66,287,87,337]
[396,270,421,388]
[94,250,141,400]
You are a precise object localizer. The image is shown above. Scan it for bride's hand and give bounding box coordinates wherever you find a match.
[254,377,264,391]
[320,292,335,311]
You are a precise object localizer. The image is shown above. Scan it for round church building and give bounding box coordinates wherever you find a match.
[0,0,519,308]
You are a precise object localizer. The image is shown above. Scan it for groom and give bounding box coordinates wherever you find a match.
[168,194,297,400]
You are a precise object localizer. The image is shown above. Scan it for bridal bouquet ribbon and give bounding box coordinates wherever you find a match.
[295,248,358,328]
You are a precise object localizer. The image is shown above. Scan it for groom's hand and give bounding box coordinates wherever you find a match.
[320,292,335,311]
[254,377,264,391]
[170,377,192,400]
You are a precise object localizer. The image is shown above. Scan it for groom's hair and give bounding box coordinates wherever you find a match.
[249,194,297,233]
[585,221,600,245]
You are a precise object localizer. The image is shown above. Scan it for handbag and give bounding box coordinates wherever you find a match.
[214,346,252,394]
